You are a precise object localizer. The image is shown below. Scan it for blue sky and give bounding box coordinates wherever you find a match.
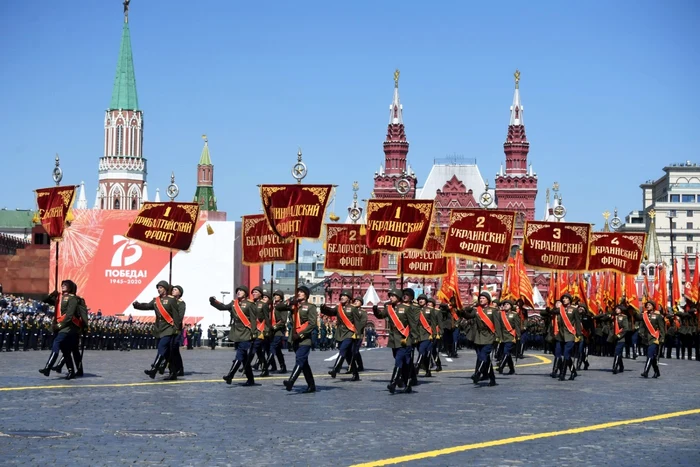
[1,0,699,230]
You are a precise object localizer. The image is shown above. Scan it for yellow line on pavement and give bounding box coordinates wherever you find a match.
[0,354,550,392]
[350,408,700,467]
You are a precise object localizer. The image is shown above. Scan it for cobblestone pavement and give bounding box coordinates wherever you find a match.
[1,348,699,466]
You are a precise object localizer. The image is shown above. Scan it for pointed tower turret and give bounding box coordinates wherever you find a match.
[97,3,147,210]
[76,181,88,209]
[644,209,663,265]
[495,70,538,243]
[193,135,217,211]
[373,69,416,199]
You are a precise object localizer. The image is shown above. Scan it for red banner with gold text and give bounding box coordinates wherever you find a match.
[364,199,434,252]
[242,214,296,264]
[523,221,591,271]
[260,184,332,239]
[443,209,516,264]
[324,224,380,273]
[400,233,447,277]
[125,202,200,251]
[588,232,646,275]
[35,185,77,239]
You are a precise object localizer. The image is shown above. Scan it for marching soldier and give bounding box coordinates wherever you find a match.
[208,325,217,349]
[277,285,317,393]
[133,280,182,379]
[638,301,665,378]
[263,290,288,374]
[610,304,630,374]
[248,286,270,376]
[576,304,593,371]
[427,298,443,372]
[210,285,257,386]
[552,293,582,381]
[373,288,416,394]
[348,296,367,374]
[414,294,438,378]
[169,285,186,379]
[497,300,520,375]
[321,290,360,381]
[459,291,500,386]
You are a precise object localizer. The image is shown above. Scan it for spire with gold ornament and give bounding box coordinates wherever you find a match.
[374,69,416,199]
[495,69,538,242]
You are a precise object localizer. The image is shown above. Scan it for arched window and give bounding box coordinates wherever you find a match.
[116,126,124,155]
[131,197,138,210]
[114,197,121,210]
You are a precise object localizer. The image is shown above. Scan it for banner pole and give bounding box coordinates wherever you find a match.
[169,250,173,285]
[54,242,59,291]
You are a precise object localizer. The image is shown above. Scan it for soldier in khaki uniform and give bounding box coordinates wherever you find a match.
[373,288,415,394]
[348,296,367,374]
[637,301,665,378]
[497,300,520,375]
[460,291,500,386]
[321,290,360,381]
[209,285,257,386]
[249,286,271,377]
[169,285,186,379]
[413,294,437,378]
[264,290,288,374]
[277,286,318,393]
[610,304,630,375]
[427,298,443,372]
[552,293,582,381]
[133,280,183,379]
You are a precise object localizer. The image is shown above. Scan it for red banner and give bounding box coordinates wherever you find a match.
[400,233,447,277]
[523,221,591,271]
[34,186,77,239]
[125,202,200,251]
[260,184,332,239]
[324,224,380,273]
[587,232,646,275]
[364,199,434,252]
[443,209,516,264]
[242,214,296,265]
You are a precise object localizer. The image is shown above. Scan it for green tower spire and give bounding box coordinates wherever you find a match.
[109,19,139,110]
[194,136,217,211]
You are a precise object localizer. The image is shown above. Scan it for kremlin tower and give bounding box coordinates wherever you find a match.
[373,70,417,199]
[494,70,538,243]
[96,5,147,210]
[193,136,218,211]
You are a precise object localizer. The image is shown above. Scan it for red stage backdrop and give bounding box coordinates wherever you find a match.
[242,214,296,265]
[364,199,434,252]
[125,202,200,251]
[523,221,591,271]
[400,232,447,277]
[260,184,332,239]
[443,209,516,264]
[34,185,78,239]
[588,232,647,275]
[324,224,380,273]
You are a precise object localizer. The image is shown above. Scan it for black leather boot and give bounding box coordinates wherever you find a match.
[328,355,344,378]
[612,356,619,375]
[52,355,65,374]
[641,358,651,378]
[223,360,241,384]
[64,357,76,380]
[350,359,360,382]
[301,363,316,393]
[558,360,568,381]
[39,352,60,377]
[471,359,483,384]
[568,359,577,381]
[284,365,302,391]
[387,366,400,394]
[488,362,497,386]
[652,358,661,378]
[145,355,164,379]
[550,357,560,378]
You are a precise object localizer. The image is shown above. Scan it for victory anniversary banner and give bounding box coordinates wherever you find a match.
[260,184,332,239]
[364,199,434,252]
[125,202,200,251]
[242,214,296,265]
[523,221,591,271]
[443,209,516,263]
[34,185,78,239]
[588,232,646,275]
[400,232,447,277]
[324,224,380,273]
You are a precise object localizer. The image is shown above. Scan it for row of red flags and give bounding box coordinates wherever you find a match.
[436,253,697,313]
